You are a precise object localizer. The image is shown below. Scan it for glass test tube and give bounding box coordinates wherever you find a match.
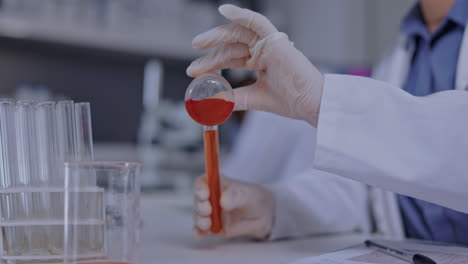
[0,100,24,256]
[35,101,61,255]
[15,101,38,187]
[74,102,93,162]
[74,103,95,187]
[15,100,44,255]
[0,100,18,188]
[52,100,77,256]
[56,100,76,163]
[71,102,97,257]
[36,101,61,186]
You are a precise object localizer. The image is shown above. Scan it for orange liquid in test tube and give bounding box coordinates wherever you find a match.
[203,129,222,233]
[185,97,234,233]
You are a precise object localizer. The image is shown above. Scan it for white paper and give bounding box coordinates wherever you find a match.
[290,240,468,264]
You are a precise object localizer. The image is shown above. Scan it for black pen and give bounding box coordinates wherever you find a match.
[365,240,437,264]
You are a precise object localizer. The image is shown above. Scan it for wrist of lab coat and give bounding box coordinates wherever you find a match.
[315,74,468,214]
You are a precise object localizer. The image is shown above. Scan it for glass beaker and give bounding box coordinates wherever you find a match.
[63,161,141,264]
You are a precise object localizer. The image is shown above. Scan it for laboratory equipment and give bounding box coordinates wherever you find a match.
[73,102,93,162]
[185,73,234,233]
[0,99,99,263]
[138,60,202,192]
[138,60,167,189]
[64,161,141,264]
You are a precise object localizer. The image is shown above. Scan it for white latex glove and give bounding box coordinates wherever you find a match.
[193,175,275,239]
[187,4,324,126]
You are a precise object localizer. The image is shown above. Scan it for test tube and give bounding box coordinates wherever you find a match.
[0,100,24,256]
[15,101,44,255]
[56,100,76,163]
[74,102,93,162]
[15,101,38,187]
[74,103,95,187]
[54,100,77,256]
[36,101,61,254]
[71,103,96,255]
[36,101,60,186]
[0,100,17,189]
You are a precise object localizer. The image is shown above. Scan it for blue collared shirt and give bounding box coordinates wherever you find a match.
[398,0,468,244]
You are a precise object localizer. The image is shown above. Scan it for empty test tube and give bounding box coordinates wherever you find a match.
[15,101,38,187]
[0,100,18,189]
[15,101,45,255]
[35,102,62,255]
[0,100,25,256]
[56,100,77,162]
[53,101,78,255]
[74,103,93,162]
[74,103,95,186]
[35,101,60,186]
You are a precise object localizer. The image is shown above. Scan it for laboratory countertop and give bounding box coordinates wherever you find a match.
[139,192,369,264]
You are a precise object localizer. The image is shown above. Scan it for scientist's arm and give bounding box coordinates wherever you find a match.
[188,5,468,214]
[315,74,468,214]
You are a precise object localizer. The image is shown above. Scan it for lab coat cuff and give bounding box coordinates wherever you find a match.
[314,74,368,174]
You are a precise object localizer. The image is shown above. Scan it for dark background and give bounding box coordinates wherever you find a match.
[0,37,192,142]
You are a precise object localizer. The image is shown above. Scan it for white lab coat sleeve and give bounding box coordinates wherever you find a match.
[267,169,369,240]
[222,111,310,183]
[315,74,468,214]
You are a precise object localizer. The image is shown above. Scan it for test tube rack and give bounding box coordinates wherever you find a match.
[0,100,105,263]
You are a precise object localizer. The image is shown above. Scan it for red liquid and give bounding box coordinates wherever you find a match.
[185,98,234,126]
[204,129,222,233]
[185,97,233,233]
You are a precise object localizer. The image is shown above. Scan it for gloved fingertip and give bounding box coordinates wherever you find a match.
[197,201,212,216]
[218,4,231,14]
[218,4,240,17]
[191,43,201,51]
[196,217,211,231]
[192,35,206,49]
[194,184,209,200]
[186,62,201,78]
[186,66,196,77]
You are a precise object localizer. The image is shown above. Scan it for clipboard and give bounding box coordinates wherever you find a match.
[289,239,468,264]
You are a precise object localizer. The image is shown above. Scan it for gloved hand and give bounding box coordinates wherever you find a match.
[187,4,324,126]
[193,175,275,239]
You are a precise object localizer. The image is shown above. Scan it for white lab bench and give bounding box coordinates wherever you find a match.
[139,192,368,264]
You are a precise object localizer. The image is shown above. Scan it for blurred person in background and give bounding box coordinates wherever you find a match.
[190,0,468,244]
